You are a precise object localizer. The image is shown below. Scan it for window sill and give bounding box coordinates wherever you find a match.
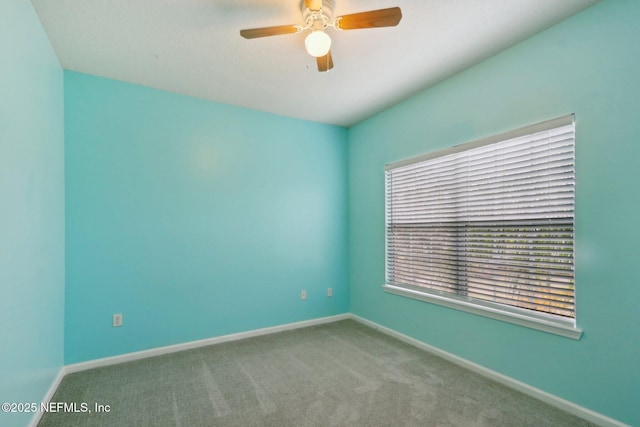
[383,284,583,340]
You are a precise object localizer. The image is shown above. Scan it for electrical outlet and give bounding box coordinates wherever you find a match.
[327,287,333,297]
[301,290,307,300]
[113,313,123,327]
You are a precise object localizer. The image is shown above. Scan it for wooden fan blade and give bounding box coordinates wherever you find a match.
[304,0,322,11]
[335,7,402,30]
[240,25,299,39]
[316,51,334,72]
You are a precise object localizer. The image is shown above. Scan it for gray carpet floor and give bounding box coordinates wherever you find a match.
[39,320,595,426]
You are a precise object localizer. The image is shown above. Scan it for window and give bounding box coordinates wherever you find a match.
[384,115,581,339]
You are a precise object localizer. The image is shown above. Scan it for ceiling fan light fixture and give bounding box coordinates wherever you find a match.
[305,30,331,57]
[240,4,402,71]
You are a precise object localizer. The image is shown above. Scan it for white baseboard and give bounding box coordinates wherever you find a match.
[28,367,66,427]
[349,314,628,427]
[36,312,626,427]
[65,313,351,374]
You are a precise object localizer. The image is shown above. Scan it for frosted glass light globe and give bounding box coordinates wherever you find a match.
[305,31,331,57]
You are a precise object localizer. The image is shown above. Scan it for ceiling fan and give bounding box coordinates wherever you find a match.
[240,0,402,72]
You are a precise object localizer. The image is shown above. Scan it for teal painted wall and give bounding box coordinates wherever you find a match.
[348,1,639,425]
[0,1,65,427]
[64,72,349,364]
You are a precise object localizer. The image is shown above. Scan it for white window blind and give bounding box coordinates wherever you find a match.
[384,115,577,334]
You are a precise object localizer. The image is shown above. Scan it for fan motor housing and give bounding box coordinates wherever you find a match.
[302,0,334,29]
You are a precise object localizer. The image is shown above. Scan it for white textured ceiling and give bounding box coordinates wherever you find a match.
[31,0,597,127]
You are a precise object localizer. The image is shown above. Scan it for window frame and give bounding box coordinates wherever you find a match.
[383,115,582,340]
